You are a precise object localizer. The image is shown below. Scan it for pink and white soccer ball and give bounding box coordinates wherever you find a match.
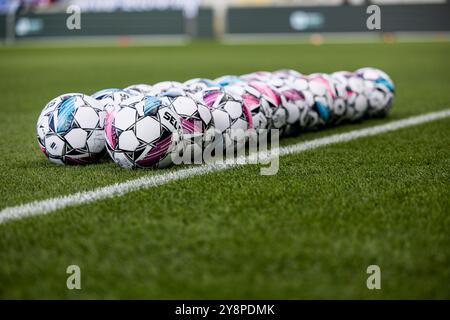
[241,71,287,89]
[225,83,271,132]
[276,86,307,136]
[356,67,395,117]
[290,76,333,128]
[247,81,287,132]
[149,81,186,96]
[160,92,215,161]
[36,93,106,165]
[331,71,368,122]
[104,95,184,169]
[310,73,347,124]
[240,71,273,82]
[195,87,252,150]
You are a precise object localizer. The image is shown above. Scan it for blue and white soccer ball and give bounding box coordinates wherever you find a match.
[104,95,184,169]
[214,75,242,87]
[149,81,186,96]
[36,93,106,165]
[356,67,395,118]
[92,88,133,115]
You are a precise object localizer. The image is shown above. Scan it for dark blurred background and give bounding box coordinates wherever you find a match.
[0,0,449,44]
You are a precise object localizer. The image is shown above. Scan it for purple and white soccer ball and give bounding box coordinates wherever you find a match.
[195,87,252,150]
[104,95,184,169]
[332,71,368,122]
[183,78,217,94]
[355,67,395,117]
[36,93,106,165]
[160,92,215,161]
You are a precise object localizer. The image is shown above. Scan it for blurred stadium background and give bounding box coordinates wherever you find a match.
[0,0,448,44]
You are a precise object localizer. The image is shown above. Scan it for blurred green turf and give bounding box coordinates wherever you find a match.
[0,42,449,299]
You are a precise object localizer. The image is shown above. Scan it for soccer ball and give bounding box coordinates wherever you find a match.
[160,92,214,161]
[195,87,252,150]
[276,85,307,136]
[149,81,186,96]
[105,95,184,169]
[290,76,333,128]
[214,75,242,87]
[183,78,217,94]
[92,88,122,99]
[310,73,348,124]
[36,93,106,165]
[272,69,302,82]
[123,84,153,96]
[247,81,287,132]
[240,71,272,82]
[92,88,133,115]
[332,71,368,122]
[241,71,286,89]
[355,67,395,117]
[226,83,272,132]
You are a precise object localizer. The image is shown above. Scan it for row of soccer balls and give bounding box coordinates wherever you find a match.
[36,67,395,168]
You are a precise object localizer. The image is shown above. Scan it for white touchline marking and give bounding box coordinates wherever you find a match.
[1,109,450,224]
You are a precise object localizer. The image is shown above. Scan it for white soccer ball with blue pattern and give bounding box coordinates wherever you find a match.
[36,93,106,165]
[214,75,243,87]
[356,67,395,117]
[92,88,133,115]
[149,81,186,96]
[105,95,184,169]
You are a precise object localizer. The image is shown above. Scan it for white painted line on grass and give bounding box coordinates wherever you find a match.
[1,109,450,224]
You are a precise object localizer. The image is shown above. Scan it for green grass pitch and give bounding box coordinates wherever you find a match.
[0,41,449,299]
